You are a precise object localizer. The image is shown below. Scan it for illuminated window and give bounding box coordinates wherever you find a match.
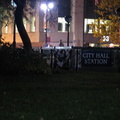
[84,19,94,33]
[15,18,26,33]
[58,17,68,32]
[15,27,18,33]
[85,19,111,34]
[87,24,93,33]
[23,18,27,29]
[30,16,36,32]
[4,25,8,33]
[4,21,8,34]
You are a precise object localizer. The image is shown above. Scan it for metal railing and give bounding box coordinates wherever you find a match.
[34,47,120,70]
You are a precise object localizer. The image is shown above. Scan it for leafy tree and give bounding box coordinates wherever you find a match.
[0,0,14,41]
[91,0,120,44]
[14,0,45,51]
[1,0,58,51]
[0,0,38,51]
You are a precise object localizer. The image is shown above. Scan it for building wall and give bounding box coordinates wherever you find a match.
[2,0,84,48]
[71,0,84,46]
[2,5,45,47]
[83,0,100,46]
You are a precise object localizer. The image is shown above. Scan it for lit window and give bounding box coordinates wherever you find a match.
[4,25,8,33]
[23,18,27,29]
[4,21,8,34]
[15,25,18,33]
[58,17,68,32]
[84,19,94,33]
[87,24,93,33]
[15,18,26,33]
[30,16,36,32]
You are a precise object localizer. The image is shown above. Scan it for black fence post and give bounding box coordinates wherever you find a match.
[76,49,79,71]
[50,49,53,67]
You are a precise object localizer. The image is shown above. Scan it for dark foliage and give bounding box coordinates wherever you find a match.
[0,44,52,75]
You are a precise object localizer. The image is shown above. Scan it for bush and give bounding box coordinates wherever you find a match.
[0,45,52,75]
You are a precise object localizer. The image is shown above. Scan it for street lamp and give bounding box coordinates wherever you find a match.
[40,2,54,46]
[65,15,72,46]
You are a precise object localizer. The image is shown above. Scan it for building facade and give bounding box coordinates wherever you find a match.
[2,0,100,48]
[84,0,100,47]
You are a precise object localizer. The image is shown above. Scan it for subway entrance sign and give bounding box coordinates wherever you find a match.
[81,48,112,67]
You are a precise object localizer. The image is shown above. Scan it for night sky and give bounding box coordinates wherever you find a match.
[58,0,71,17]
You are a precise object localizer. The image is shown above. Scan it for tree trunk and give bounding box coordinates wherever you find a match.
[14,0,32,51]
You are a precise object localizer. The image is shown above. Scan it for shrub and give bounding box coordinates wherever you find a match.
[0,45,52,75]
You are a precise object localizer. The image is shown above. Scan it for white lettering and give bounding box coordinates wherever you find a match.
[96,53,110,58]
[82,53,94,58]
[84,59,108,64]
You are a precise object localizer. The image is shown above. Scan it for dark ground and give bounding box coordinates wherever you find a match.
[0,70,120,120]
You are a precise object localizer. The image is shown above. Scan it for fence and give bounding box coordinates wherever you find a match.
[35,47,120,70]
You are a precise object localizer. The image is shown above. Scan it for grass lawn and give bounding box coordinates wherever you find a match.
[0,70,120,120]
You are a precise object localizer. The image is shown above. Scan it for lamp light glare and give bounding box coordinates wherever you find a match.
[40,2,54,11]
[109,43,114,48]
[48,3,54,9]
[40,4,47,11]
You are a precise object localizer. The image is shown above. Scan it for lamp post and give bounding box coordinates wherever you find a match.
[65,15,72,46]
[40,2,54,46]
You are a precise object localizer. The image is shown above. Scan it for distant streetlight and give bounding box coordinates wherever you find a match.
[40,2,54,46]
[65,15,72,46]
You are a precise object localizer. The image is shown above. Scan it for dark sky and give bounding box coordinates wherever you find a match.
[58,0,71,17]
[84,0,99,18]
